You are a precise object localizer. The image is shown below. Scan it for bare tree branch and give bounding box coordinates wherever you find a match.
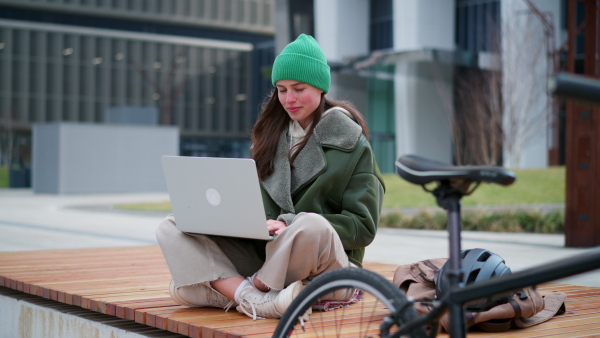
[501,5,548,167]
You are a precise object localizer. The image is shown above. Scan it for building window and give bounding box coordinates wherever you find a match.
[288,0,314,39]
[456,0,500,53]
[370,0,393,51]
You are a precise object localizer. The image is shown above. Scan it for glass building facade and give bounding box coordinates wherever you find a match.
[0,0,275,172]
[455,0,501,53]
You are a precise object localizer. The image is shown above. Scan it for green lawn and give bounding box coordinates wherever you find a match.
[117,201,173,212]
[116,167,565,212]
[383,166,565,209]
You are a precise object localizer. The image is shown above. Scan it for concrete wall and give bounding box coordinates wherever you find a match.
[394,61,453,163]
[314,0,369,63]
[32,123,179,194]
[104,106,159,125]
[392,0,455,163]
[394,0,455,52]
[314,0,369,127]
[0,287,177,338]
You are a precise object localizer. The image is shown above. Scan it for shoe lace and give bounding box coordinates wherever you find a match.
[223,299,236,312]
[204,283,237,311]
[236,285,266,320]
[238,297,261,320]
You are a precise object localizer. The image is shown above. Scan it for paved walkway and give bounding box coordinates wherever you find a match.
[0,189,598,287]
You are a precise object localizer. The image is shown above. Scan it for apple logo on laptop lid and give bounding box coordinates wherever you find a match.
[206,188,221,206]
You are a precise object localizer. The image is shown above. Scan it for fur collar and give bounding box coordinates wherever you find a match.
[260,108,363,213]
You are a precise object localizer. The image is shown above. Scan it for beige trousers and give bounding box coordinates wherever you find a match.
[155,212,350,291]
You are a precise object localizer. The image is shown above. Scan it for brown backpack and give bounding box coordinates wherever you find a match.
[392,258,567,332]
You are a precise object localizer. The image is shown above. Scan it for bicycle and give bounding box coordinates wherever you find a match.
[273,72,600,338]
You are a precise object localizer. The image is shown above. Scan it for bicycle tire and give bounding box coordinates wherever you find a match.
[273,267,427,338]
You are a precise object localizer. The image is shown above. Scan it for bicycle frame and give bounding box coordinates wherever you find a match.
[395,243,600,337]
[393,180,600,338]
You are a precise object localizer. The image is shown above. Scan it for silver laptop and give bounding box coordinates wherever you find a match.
[161,155,275,240]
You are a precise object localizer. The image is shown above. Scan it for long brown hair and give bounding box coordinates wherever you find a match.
[251,88,370,180]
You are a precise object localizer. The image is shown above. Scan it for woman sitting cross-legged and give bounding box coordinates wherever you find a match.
[155,34,385,320]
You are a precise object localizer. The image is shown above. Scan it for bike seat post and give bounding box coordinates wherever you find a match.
[395,155,516,337]
[434,182,467,337]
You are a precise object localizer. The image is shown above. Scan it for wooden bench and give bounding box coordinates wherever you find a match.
[1,245,600,337]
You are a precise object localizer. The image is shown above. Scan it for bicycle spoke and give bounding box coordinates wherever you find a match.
[274,268,426,338]
[284,290,401,336]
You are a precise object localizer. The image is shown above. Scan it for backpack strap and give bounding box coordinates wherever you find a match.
[472,292,567,332]
[513,292,567,328]
[474,319,513,332]
[509,298,522,318]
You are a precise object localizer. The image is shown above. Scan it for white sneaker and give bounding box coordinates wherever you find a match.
[169,280,236,309]
[236,280,306,320]
[322,287,355,301]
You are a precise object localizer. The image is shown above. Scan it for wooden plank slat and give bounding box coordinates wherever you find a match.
[1,245,600,338]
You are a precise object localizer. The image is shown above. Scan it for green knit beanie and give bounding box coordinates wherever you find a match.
[271,34,330,93]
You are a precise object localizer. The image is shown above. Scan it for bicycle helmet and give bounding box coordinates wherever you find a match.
[436,248,513,311]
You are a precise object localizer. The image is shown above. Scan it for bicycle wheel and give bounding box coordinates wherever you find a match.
[273,267,427,338]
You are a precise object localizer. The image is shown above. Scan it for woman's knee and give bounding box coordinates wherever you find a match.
[289,212,335,236]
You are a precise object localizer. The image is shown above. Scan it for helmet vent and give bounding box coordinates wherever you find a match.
[478,251,491,262]
[466,269,480,284]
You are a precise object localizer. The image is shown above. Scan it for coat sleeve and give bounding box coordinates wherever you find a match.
[320,143,385,251]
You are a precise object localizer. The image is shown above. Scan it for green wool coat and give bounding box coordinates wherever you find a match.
[260,108,386,267]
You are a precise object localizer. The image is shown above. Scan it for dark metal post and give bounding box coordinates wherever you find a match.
[446,196,466,337]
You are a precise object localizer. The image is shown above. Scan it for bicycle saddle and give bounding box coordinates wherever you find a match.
[395,155,516,186]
